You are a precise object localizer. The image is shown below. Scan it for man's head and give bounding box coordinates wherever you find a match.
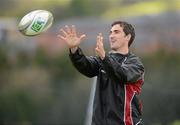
[109,21,135,52]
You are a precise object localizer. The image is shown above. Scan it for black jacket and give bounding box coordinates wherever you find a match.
[69,48,145,125]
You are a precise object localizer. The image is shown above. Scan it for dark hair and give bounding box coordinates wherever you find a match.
[111,21,135,47]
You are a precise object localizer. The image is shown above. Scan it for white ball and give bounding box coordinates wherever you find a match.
[18,10,54,36]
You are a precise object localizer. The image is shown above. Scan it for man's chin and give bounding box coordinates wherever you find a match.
[110,47,117,51]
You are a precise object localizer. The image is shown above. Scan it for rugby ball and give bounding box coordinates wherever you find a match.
[18,10,53,36]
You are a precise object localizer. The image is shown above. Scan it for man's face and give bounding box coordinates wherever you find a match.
[109,24,129,51]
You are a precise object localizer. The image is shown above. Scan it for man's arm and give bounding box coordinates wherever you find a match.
[57,25,100,77]
[69,47,100,77]
[101,55,144,83]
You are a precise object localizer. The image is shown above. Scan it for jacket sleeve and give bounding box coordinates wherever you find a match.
[101,54,144,83]
[69,48,100,78]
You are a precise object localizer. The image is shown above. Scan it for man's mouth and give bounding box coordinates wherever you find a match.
[110,39,116,43]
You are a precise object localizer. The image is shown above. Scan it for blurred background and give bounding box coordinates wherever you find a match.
[0,0,180,125]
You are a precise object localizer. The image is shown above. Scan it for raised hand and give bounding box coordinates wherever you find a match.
[95,33,105,60]
[58,25,86,48]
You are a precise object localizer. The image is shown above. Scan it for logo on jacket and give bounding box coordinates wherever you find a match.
[101,69,106,73]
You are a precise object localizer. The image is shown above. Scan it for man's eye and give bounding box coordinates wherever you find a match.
[115,31,119,33]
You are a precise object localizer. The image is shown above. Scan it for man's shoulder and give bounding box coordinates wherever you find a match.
[127,52,144,65]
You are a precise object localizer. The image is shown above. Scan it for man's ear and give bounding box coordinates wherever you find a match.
[126,34,131,41]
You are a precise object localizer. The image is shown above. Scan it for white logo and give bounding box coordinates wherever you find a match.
[101,69,106,73]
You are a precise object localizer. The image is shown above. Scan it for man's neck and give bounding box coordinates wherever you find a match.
[111,48,129,55]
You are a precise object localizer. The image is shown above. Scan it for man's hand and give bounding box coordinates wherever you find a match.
[95,33,105,60]
[57,25,86,49]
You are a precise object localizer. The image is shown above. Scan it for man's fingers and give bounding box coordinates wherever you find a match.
[95,47,102,57]
[96,35,100,45]
[95,47,99,51]
[60,28,67,36]
[99,33,103,42]
[57,35,66,41]
[97,33,103,41]
[95,47,99,54]
[71,25,77,36]
[96,33,104,48]
[65,25,71,34]
[100,34,103,42]
[80,34,86,41]
[100,36,104,46]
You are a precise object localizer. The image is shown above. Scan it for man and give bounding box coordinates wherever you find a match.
[58,21,145,125]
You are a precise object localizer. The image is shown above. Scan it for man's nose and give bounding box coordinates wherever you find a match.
[109,34,114,39]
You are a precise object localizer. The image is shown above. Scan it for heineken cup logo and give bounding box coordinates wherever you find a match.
[31,17,45,32]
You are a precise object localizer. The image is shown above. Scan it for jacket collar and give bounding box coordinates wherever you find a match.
[108,51,130,57]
